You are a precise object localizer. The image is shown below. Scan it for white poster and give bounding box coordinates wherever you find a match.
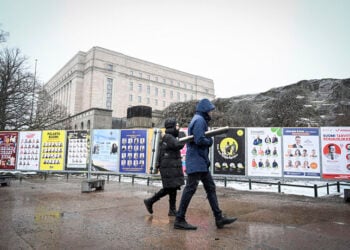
[321,127,350,180]
[247,127,282,177]
[282,128,321,178]
[17,131,42,170]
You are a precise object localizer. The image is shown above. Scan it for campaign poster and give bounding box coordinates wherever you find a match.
[119,129,147,174]
[145,129,158,174]
[66,130,90,170]
[213,128,245,176]
[0,131,18,170]
[321,127,350,180]
[247,128,282,177]
[282,128,321,178]
[17,131,42,171]
[40,130,66,171]
[91,129,120,172]
[179,127,188,173]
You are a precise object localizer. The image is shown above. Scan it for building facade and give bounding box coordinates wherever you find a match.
[44,46,215,128]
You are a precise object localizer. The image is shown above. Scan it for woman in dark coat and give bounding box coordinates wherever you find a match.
[144,117,185,216]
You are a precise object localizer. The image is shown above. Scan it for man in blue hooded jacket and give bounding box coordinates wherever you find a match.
[174,98,237,230]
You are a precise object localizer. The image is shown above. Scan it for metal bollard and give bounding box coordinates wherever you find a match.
[314,184,318,198]
[337,181,340,192]
[278,181,281,193]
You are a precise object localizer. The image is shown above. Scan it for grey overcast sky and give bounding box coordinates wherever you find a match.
[1,0,349,98]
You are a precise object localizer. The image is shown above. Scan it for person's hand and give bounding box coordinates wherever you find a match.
[208,137,213,147]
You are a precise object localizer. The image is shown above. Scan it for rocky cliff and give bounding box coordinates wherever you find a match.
[157,78,350,128]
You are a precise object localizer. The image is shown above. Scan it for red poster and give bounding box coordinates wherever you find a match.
[0,131,18,170]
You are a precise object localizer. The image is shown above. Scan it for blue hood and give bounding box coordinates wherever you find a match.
[196,99,215,113]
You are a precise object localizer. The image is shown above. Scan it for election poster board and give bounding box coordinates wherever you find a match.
[321,127,350,180]
[119,129,147,174]
[179,127,188,173]
[247,127,282,177]
[91,129,120,172]
[282,128,321,178]
[66,130,90,170]
[145,129,155,174]
[213,128,245,176]
[40,130,66,171]
[17,131,42,171]
[0,131,18,170]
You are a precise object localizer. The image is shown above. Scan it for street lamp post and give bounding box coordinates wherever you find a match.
[30,59,37,126]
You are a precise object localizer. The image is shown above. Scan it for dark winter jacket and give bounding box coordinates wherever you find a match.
[185,99,215,174]
[159,124,185,189]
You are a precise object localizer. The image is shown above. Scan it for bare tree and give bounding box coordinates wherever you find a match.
[0,46,68,131]
[0,48,34,130]
[30,87,69,130]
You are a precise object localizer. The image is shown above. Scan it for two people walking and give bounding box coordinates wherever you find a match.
[144,98,237,230]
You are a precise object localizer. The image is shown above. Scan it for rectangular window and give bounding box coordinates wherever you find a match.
[129,82,133,91]
[106,78,113,109]
[139,72,142,78]
[129,94,133,102]
[155,76,158,82]
[130,70,133,76]
[107,64,113,71]
[155,99,158,105]
[170,90,173,99]
[162,89,166,97]
[138,83,142,92]
[177,92,180,101]
[147,85,150,95]
[155,87,158,96]
[138,96,142,103]
[163,78,166,84]
[147,97,150,104]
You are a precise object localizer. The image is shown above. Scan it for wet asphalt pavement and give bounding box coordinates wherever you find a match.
[0,175,349,250]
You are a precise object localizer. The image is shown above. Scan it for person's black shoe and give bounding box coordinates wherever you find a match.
[144,199,153,214]
[174,219,197,230]
[216,216,237,229]
[168,209,176,216]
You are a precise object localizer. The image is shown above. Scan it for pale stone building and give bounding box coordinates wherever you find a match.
[44,46,215,129]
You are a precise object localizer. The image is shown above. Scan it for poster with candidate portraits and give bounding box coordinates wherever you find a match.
[0,131,18,170]
[321,127,350,180]
[40,130,66,171]
[213,128,245,176]
[282,128,321,178]
[91,129,120,172]
[17,131,42,171]
[66,130,90,170]
[247,128,282,177]
[119,129,147,174]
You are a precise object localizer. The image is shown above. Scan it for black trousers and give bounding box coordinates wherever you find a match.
[176,171,222,220]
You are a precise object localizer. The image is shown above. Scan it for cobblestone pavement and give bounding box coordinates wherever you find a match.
[0,175,349,250]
